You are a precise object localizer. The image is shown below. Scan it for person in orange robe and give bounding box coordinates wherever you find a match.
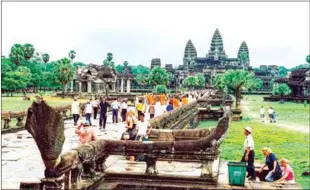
[159,94,165,105]
[173,97,179,109]
[182,95,189,105]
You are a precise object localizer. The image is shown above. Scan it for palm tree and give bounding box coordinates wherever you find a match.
[42,53,50,64]
[68,50,76,61]
[23,44,35,60]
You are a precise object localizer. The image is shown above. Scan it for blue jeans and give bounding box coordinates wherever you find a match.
[265,171,274,182]
[112,109,118,123]
[86,113,92,125]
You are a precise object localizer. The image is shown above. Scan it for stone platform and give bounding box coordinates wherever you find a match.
[1,113,127,190]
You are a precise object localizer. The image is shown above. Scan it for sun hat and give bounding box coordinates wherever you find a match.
[244,126,252,133]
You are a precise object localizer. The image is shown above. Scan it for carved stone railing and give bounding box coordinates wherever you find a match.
[23,100,231,189]
[1,102,86,134]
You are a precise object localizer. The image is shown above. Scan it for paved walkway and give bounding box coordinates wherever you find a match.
[1,113,128,190]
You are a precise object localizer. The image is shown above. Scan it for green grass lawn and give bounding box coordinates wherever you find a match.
[244,95,309,127]
[212,95,310,189]
[1,95,87,112]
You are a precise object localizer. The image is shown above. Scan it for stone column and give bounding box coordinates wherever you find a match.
[121,79,124,93]
[87,81,92,93]
[126,79,131,93]
[112,83,116,92]
[71,81,74,92]
[79,82,82,93]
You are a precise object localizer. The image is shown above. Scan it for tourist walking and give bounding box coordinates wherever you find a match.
[258,147,282,182]
[268,107,275,123]
[121,100,128,122]
[99,97,110,131]
[85,101,93,126]
[241,126,256,181]
[275,158,295,183]
[91,98,100,120]
[260,106,265,122]
[71,97,80,125]
[75,121,97,145]
[111,99,119,124]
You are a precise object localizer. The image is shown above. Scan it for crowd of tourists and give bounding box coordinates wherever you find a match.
[71,90,295,183]
[242,127,295,183]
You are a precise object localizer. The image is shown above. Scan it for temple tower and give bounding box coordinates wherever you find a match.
[206,28,227,64]
[183,40,197,66]
[151,58,161,69]
[237,41,250,66]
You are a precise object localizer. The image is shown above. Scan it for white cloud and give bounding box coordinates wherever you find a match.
[2,2,309,68]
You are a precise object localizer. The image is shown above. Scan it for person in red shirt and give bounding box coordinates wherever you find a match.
[75,121,97,145]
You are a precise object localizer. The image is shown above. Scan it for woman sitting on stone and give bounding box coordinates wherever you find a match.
[258,147,282,182]
[275,158,295,183]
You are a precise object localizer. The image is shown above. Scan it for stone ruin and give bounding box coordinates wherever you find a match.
[24,93,231,189]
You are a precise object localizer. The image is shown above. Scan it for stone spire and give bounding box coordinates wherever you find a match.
[207,28,227,63]
[183,40,197,66]
[237,41,250,66]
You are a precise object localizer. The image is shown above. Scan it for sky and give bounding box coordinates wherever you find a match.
[2,2,309,69]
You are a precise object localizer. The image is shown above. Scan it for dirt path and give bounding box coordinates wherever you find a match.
[242,100,309,134]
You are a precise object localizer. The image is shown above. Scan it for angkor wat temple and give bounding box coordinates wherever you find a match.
[151,28,251,89]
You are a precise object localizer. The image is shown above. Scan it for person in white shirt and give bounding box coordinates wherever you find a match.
[154,98,163,117]
[121,100,128,122]
[111,99,119,124]
[91,98,100,120]
[241,126,256,181]
[260,106,266,122]
[71,97,80,125]
[85,101,93,126]
[268,107,274,123]
[136,113,151,141]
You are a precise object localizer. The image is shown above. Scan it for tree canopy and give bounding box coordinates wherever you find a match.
[273,83,291,97]
[148,66,169,86]
[213,70,259,108]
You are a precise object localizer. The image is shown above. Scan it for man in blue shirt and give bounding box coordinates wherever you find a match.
[99,97,110,131]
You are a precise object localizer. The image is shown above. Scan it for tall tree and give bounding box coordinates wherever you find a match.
[148,66,169,87]
[131,65,150,75]
[23,44,35,60]
[212,74,224,90]
[115,64,124,73]
[221,70,258,108]
[53,58,75,98]
[135,74,149,88]
[273,83,291,102]
[42,53,50,64]
[9,44,25,65]
[196,73,205,88]
[2,67,32,96]
[279,66,287,78]
[183,75,198,89]
[68,50,76,61]
[103,52,115,69]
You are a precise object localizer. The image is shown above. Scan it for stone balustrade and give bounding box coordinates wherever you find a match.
[1,102,86,134]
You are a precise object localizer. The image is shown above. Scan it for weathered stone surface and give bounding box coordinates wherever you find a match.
[25,101,65,170]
